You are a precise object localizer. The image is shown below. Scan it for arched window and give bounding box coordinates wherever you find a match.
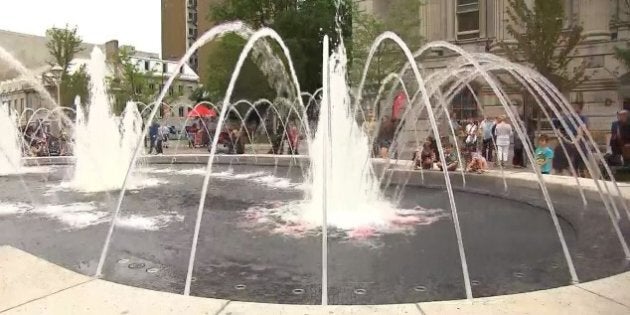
[451,88,478,120]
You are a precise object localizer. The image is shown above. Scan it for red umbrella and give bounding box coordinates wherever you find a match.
[187,104,217,118]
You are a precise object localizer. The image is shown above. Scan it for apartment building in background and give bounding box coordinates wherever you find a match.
[161,0,218,82]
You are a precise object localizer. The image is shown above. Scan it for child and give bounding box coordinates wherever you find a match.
[436,143,459,172]
[466,152,488,174]
[414,141,435,170]
[535,134,554,175]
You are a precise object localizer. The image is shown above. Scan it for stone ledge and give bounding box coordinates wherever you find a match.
[0,246,629,314]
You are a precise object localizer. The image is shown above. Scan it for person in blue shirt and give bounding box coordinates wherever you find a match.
[535,134,554,175]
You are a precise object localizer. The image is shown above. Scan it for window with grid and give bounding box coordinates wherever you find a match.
[451,88,478,120]
[457,0,480,40]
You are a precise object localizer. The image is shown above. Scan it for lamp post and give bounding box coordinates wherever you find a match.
[45,64,63,106]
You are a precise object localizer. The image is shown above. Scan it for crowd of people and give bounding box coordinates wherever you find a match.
[405,103,595,176]
[21,122,70,157]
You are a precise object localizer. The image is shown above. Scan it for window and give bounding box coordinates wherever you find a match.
[178,107,185,117]
[162,63,168,73]
[168,87,174,96]
[178,85,184,94]
[457,0,480,40]
[159,84,164,92]
[144,61,150,71]
[149,83,155,91]
[20,98,24,113]
[451,89,478,120]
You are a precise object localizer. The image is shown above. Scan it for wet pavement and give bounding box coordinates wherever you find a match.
[0,164,628,305]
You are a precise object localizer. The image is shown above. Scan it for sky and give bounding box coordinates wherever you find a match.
[0,0,161,54]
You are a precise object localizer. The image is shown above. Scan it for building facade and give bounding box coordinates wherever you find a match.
[359,0,630,144]
[161,0,218,82]
[0,30,200,126]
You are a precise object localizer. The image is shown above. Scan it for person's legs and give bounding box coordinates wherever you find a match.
[148,137,155,154]
[496,145,504,165]
[447,162,458,172]
[482,139,491,161]
[156,139,163,154]
[498,145,509,166]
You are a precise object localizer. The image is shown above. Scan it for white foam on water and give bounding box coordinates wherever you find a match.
[116,213,184,231]
[51,175,167,194]
[303,40,400,230]
[241,202,448,239]
[252,175,295,189]
[139,167,298,189]
[0,202,31,216]
[70,48,143,192]
[32,203,108,229]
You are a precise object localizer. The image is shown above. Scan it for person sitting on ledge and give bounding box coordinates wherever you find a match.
[436,143,458,172]
[414,141,435,170]
[466,152,488,174]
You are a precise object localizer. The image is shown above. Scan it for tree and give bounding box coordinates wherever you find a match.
[46,25,91,106]
[206,0,351,96]
[501,0,587,142]
[107,46,159,114]
[614,1,630,69]
[350,0,424,86]
[204,0,352,153]
[502,0,586,92]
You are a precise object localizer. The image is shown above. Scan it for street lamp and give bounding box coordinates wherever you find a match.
[45,64,63,106]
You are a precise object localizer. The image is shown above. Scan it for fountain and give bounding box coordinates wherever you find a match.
[1,17,629,307]
[0,106,21,175]
[69,48,143,192]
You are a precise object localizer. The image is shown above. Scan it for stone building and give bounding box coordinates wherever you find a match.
[0,30,200,126]
[358,0,630,144]
[162,0,219,81]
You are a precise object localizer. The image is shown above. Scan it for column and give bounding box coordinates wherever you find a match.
[580,0,611,42]
[446,0,456,41]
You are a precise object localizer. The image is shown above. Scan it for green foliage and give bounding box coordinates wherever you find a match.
[203,0,351,100]
[350,0,424,85]
[615,46,630,70]
[46,25,84,75]
[107,46,159,114]
[501,0,586,92]
[60,64,90,107]
[202,34,273,101]
[46,25,91,106]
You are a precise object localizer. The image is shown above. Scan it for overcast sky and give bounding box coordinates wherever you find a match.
[0,0,161,54]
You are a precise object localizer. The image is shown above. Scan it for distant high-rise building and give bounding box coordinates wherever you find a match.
[162,0,217,82]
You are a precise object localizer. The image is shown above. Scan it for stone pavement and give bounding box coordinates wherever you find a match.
[0,246,629,314]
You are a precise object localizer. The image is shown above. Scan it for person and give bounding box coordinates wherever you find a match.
[436,143,459,171]
[148,122,159,154]
[552,102,589,176]
[512,135,525,168]
[535,134,554,175]
[610,110,627,158]
[160,125,170,149]
[287,124,300,155]
[228,129,245,154]
[464,118,478,150]
[480,116,495,162]
[376,116,395,159]
[414,141,435,170]
[494,115,513,167]
[187,123,198,148]
[426,136,438,156]
[155,123,165,155]
[466,152,488,174]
